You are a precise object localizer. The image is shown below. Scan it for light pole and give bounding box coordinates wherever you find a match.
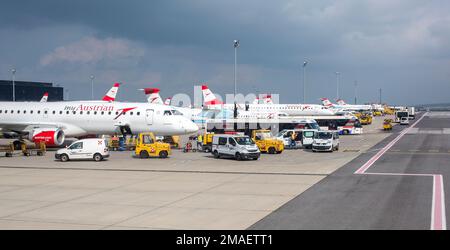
[354,80,358,105]
[302,60,308,103]
[233,40,239,119]
[379,88,382,104]
[65,89,70,101]
[11,68,16,102]
[90,75,95,100]
[335,72,340,100]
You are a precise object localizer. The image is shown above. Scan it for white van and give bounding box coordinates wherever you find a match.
[55,138,109,162]
[301,129,317,149]
[276,129,304,148]
[400,117,410,125]
[212,134,260,160]
[312,131,340,152]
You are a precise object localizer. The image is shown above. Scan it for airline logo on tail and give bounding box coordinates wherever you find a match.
[336,99,347,105]
[262,94,273,104]
[102,83,120,102]
[141,88,164,105]
[252,97,260,105]
[164,97,172,106]
[40,93,48,102]
[201,85,223,105]
[320,98,334,107]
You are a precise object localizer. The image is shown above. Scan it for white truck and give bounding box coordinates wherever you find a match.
[407,107,415,119]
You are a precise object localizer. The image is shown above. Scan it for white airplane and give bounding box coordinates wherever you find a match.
[201,85,335,116]
[321,98,372,112]
[0,94,198,147]
[40,93,48,102]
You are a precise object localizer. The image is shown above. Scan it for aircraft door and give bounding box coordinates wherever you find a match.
[146,109,154,125]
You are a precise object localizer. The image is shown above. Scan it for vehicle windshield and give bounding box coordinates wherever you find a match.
[255,131,272,139]
[235,137,254,145]
[314,132,333,139]
[310,122,320,130]
[163,110,173,116]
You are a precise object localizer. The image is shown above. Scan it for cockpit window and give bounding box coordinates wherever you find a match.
[163,110,172,116]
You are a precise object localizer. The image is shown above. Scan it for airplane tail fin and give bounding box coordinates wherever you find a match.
[40,92,48,102]
[140,88,164,104]
[336,99,346,105]
[320,98,334,107]
[263,94,273,104]
[164,97,172,106]
[102,83,120,102]
[252,97,260,105]
[201,84,223,105]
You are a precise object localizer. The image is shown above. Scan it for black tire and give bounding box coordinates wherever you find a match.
[37,151,43,156]
[5,153,12,157]
[60,154,69,162]
[276,151,282,154]
[140,150,149,159]
[213,150,220,158]
[335,146,339,151]
[93,153,103,162]
[252,157,258,160]
[268,147,276,154]
[235,152,242,161]
[343,130,349,135]
[159,150,168,158]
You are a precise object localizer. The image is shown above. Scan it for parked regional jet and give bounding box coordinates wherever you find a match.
[201,85,335,116]
[321,98,372,112]
[0,96,198,147]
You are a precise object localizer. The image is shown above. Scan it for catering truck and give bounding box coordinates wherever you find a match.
[394,110,409,123]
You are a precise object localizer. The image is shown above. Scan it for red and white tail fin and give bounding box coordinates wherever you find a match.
[336,99,347,105]
[263,94,273,104]
[164,97,172,106]
[141,88,164,104]
[102,83,120,102]
[201,84,223,105]
[320,98,334,107]
[40,92,48,102]
[252,97,260,105]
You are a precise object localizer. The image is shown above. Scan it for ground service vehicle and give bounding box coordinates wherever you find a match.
[276,129,304,148]
[373,111,383,116]
[200,132,214,152]
[212,134,260,160]
[359,114,373,125]
[395,111,409,123]
[383,119,393,130]
[312,131,340,152]
[315,116,362,135]
[301,129,317,149]
[136,132,171,158]
[400,117,410,125]
[56,138,109,162]
[251,130,284,154]
[408,107,415,119]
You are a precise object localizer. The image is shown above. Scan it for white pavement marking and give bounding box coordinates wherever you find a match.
[354,113,448,230]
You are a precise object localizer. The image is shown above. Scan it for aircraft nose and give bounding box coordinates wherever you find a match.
[184,121,199,134]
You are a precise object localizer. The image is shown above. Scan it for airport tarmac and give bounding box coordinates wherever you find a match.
[0,116,395,229]
[251,111,450,230]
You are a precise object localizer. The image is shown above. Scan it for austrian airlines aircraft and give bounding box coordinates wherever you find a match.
[0,101,198,147]
[201,85,335,116]
[321,98,372,112]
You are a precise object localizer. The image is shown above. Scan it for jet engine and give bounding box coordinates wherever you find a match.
[29,128,65,146]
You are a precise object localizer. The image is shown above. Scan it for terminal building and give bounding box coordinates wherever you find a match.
[0,80,64,101]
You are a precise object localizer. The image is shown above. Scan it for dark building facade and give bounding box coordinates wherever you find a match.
[0,80,64,101]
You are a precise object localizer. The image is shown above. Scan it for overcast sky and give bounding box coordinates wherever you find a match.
[1,0,449,105]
